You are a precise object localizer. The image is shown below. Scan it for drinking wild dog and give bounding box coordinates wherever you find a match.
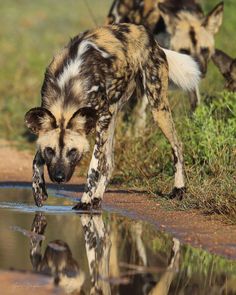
[24,24,200,209]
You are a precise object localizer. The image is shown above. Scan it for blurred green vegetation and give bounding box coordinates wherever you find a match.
[0,1,236,221]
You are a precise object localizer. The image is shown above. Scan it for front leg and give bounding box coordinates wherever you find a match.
[73,110,117,210]
[32,151,48,207]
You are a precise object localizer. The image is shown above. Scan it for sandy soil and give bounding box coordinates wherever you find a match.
[1,140,236,259]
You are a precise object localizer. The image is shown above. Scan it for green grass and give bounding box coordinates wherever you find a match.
[0,1,236,222]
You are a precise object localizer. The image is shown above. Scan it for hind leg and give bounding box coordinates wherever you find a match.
[152,106,185,199]
[189,86,201,111]
[145,62,185,199]
[133,94,149,137]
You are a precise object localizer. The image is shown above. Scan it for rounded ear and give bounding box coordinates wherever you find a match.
[202,2,224,35]
[158,3,179,34]
[24,107,57,134]
[212,49,233,76]
[67,107,98,134]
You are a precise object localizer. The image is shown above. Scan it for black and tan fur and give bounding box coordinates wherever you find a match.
[212,49,236,92]
[107,0,224,109]
[25,24,200,209]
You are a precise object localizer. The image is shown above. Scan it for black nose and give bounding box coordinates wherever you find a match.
[54,172,65,183]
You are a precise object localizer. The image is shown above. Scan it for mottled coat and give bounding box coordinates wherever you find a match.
[25,24,200,209]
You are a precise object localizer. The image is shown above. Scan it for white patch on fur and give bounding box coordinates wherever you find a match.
[112,0,122,22]
[162,48,201,91]
[173,146,185,188]
[87,85,99,93]
[57,40,110,90]
[60,273,85,294]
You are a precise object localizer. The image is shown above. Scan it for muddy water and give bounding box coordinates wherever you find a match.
[0,187,236,295]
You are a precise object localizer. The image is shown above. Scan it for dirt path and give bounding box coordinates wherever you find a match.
[1,140,236,259]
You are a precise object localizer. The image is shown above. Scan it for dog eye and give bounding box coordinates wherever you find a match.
[179,48,190,55]
[67,148,78,159]
[44,147,55,159]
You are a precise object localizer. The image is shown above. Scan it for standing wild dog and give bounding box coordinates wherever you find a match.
[24,24,200,209]
[212,49,236,92]
[107,0,224,110]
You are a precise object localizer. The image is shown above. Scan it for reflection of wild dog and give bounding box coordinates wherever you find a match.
[212,49,236,92]
[81,214,111,295]
[107,0,224,110]
[30,213,85,293]
[25,24,200,209]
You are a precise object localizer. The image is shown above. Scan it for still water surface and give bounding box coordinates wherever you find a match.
[0,187,236,294]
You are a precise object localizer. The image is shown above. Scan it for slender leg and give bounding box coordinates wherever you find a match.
[148,238,180,295]
[144,54,185,199]
[73,110,117,210]
[133,94,149,137]
[189,86,201,111]
[152,107,185,198]
[32,151,48,207]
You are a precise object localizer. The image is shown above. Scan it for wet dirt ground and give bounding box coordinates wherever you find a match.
[1,139,236,260]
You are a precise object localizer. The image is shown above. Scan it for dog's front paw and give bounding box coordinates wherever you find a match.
[92,197,102,210]
[32,181,48,207]
[72,197,102,211]
[72,201,92,211]
[168,187,186,200]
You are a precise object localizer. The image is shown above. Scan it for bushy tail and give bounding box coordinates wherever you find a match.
[162,48,201,91]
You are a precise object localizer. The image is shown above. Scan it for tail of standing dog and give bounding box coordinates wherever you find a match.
[162,48,201,92]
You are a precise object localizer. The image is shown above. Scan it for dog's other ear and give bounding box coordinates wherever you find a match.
[231,60,236,81]
[212,49,233,75]
[67,107,98,134]
[158,3,179,34]
[203,2,224,35]
[25,107,57,134]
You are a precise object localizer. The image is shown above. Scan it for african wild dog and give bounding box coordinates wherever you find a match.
[107,0,224,110]
[212,49,236,92]
[24,24,200,209]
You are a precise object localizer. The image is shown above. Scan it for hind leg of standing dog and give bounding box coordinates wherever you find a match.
[32,151,48,207]
[133,94,149,137]
[189,86,201,111]
[145,62,185,199]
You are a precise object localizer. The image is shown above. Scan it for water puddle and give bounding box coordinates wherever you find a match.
[0,187,236,294]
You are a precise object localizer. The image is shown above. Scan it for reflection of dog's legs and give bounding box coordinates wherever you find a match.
[81,215,111,295]
[32,151,48,207]
[148,238,180,295]
[30,213,47,270]
[109,219,120,279]
[131,222,147,266]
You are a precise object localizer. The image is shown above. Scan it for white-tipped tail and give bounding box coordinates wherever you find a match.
[162,48,201,91]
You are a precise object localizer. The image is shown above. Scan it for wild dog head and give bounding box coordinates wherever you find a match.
[159,1,224,77]
[25,104,97,183]
[212,49,236,92]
